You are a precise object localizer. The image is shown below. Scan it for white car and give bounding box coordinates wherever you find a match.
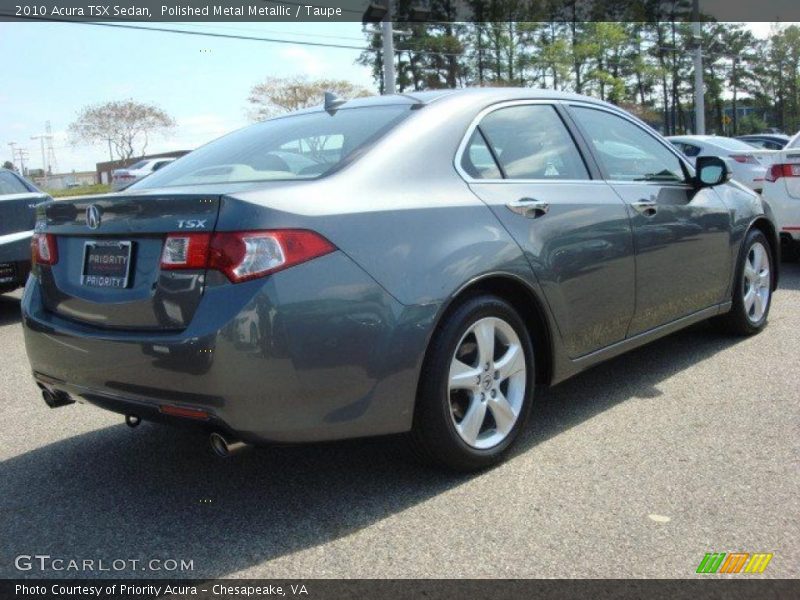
[761,131,800,260]
[111,157,175,191]
[668,135,772,193]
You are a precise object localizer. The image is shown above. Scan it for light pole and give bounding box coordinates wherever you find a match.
[381,2,396,95]
[692,0,706,134]
[362,2,396,95]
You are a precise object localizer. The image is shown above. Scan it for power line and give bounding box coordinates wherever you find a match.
[0,12,469,57]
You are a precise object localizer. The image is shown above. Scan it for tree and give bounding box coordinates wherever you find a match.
[68,100,175,161]
[247,76,372,120]
[2,161,15,171]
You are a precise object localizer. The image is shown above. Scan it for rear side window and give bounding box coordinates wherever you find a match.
[675,142,701,157]
[0,171,29,195]
[571,106,685,182]
[133,105,413,188]
[466,105,589,180]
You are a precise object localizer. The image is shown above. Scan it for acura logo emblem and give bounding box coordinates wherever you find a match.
[85,205,101,229]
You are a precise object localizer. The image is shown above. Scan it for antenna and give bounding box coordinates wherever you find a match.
[324,92,347,114]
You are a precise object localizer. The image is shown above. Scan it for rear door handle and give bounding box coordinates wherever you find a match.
[630,200,658,217]
[506,197,550,219]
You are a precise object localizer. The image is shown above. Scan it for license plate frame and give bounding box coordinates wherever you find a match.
[81,240,133,289]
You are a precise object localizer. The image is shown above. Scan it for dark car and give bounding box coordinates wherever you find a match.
[21,89,780,471]
[0,169,50,293]
[736,134,791,150]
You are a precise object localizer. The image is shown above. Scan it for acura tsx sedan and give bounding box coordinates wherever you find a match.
[22,89,779,470]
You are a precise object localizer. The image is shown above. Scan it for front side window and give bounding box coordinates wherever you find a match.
[132,105,413,189]
[0,171,28,196]
[571,106,685,183]
[466,105,589,180]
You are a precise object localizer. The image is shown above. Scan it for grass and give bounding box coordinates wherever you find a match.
[47,184,112,198]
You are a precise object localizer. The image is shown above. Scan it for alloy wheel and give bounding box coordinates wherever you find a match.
[742,241,771,323]
[447,317,526,449]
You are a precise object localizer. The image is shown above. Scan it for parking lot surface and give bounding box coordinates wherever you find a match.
[1,265,798,579]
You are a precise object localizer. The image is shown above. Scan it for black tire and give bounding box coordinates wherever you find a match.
[718,229,774,336]
[410,294,535,472]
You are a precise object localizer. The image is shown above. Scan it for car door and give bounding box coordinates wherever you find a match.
[460,101,636,358]
[566,104,732,336]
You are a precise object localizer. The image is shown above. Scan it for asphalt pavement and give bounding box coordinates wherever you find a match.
[0,265,798,579]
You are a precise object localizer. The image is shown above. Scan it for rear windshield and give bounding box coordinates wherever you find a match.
[711,137,760,152]
[132,105,413,189]
[126,160,149,170]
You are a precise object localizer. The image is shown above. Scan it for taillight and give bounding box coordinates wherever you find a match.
[160,233,211,269]
[766,163,800,182]
[160,230,335,283]
[730,154,759,164]
[31,233,58,266]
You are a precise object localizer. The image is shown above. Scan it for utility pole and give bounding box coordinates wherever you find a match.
[31,134,50,188]
[692,0,706,134]
[381,1,396,95]
[14,148,29,175]
[7,142,18,171]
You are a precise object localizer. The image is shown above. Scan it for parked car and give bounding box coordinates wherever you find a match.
[736,134,791,150]
[668,135,772,193]
[761,131,800,260]
[0,169,50,293]
[22,89,779,471]
[111,157,175,191]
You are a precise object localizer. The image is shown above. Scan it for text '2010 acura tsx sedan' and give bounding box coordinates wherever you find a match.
[22,89,779,470]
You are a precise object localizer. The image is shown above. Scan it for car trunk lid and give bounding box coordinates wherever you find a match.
[37,193,220,330]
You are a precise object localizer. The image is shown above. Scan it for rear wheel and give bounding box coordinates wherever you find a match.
[719,229,773,335]
[410,295,534,471]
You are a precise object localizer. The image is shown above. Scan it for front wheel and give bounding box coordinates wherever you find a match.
[719,229,774,335]
[410,295,534,471]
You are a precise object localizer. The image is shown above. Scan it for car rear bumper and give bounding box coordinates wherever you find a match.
[22,251,435,444]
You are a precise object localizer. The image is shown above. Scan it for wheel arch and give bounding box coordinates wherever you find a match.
[419,273,555,392]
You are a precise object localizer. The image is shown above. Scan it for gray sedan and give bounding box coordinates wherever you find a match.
[21,89,779,470]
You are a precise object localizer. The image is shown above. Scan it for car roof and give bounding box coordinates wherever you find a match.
[280,87,619,119]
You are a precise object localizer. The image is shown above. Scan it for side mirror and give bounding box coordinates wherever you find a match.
[695,156,730,188]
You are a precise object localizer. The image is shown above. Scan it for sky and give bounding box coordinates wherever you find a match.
[0,21,373,173]
[0,21,789,173]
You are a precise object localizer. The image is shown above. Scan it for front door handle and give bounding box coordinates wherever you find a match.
[630,200,658,217]
[506,197,550,219]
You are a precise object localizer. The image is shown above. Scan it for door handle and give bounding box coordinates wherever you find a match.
[506,198,550,219]
[631,200,658,217]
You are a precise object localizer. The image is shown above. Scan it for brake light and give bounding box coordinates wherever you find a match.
[730,154,759,164]
[31,233,58,266]
[766,163,800,182]
[160,230,335,283]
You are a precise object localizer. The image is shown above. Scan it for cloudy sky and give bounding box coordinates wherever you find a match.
[0,21,787,173]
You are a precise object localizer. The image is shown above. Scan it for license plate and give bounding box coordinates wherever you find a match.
[81,241,133,288]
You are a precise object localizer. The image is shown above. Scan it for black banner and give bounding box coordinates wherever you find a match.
[1,0,800,23]
[1,579,799,600]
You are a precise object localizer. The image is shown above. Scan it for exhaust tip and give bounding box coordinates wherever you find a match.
[210,432,248,458]
[42,389,74,408]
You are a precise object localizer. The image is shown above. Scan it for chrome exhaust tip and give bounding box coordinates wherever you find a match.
[209,432,248,458]
[42,389,74,408]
